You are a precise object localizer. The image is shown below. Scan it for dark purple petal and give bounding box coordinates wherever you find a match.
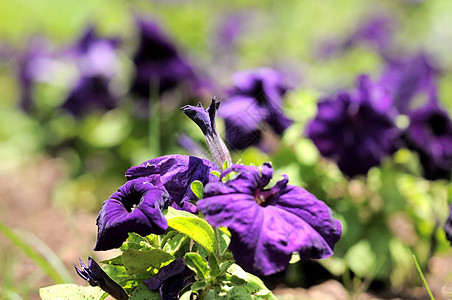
[144,258,195,300]
[131,18,197,99]
[125,154,219,211]
[403,103,452,180]
[199,164,341,276]
[94,177,170,251]
[74,257,128,300]
[62,75,117,117]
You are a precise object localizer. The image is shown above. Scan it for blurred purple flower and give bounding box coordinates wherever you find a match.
[74,257,128,300]
[219,68,292,150]
[17,39,56,113]
[94,177,170,251]
[317,15,395,59]
[62,26,121,117]
[306,75,401,177]
[131,18,198,99]
[144,258,195,300]
[125,154,219,212]
[217,14,243,49]
[444,205,452,245]
[379,53,439,114]
[198,163,342,276]
[403,102,452,180]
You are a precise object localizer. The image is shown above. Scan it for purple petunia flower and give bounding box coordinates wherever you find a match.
[125,154,219,212]
[144,258,195,300]
[306,75,401,177]
[61,26,121,117]
[219,68,293,150]
[379,52,439,114]
[131,18,198,99]
[403,102,452,180]
[198,163,342,276]
[74,257,128,300]
[94,177,170,251]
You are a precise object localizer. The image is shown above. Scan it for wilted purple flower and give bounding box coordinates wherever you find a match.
[306,75,401,177]
[144,258,195,300]
[125,154,219,212]
[131,18,198,99]
[403,102,452,180]
[198,163,342,276]
[62,26,121,117]
[379,53,439,114]
[219,68,292,150]
[94,177,170,251]
[74,257,128,300]
[444,205,452,245]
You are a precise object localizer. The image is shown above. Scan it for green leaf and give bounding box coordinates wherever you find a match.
[227,286,252,300]
[129,283,161,300]
[0,220,72,284]
[289,253,300,264]
[227,264,276,299]
[180,290,192,300]
[120,233,153,251]
[345,240,376,278]
[165,207,215,253]
[39,284,105,300]
[227,274,246,286]
[100,255,123,266]
[122,249,174,277]
[191,180,204,199]
[185,253,209,279]
[208,253,220,277]
[190,280,209,291]
[163,232,189,255]
[219,260,235,275]
[218,227,231,256]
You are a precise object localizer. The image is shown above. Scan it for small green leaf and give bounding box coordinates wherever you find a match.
[120,233,153,251]
[219,260,235,275]
[210,170,221,178]
[185,253,209,279]
[163,233,189,255]
[227,264,276,299]
[165,207,215,253]
[129,283,161,300]
[39,284,105,300]
[180,290,192,300]
[289,253,300,264]
[227,286,252,300]
[101,255,123,266]
[227,274,246,286]
[190,280,209,291]
[122,249,174,277]
[208,253,220,277]
[218,228,231,255]
[191,180,204,199]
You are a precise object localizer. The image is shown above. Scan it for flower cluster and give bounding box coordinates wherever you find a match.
[72,101,342,299]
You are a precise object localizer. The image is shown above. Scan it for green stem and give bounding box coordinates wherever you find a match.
[413,254,435,300]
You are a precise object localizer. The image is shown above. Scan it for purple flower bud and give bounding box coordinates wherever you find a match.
[74,257,128,300]
[94,177,170,251]
[198,163,342,276]
[306,75,401,177]
[403,103,452,180]
[181,99,232,169]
